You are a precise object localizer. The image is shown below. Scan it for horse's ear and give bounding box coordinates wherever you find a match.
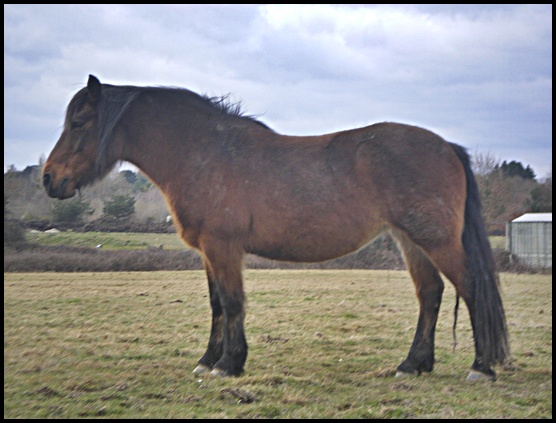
[87,74,101,103]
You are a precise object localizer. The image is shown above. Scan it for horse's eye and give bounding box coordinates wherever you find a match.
[71,121,84,130]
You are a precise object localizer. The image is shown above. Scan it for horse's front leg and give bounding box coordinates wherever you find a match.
[195,243,248,377]
[193,263,224,375]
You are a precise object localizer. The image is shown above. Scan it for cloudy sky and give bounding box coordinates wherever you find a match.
[4,4,552,178]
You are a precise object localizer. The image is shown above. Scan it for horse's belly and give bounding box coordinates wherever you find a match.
[247,219,386,263]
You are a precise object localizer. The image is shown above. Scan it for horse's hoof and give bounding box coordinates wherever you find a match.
[466,370,495,382]
[210,367,229,377]
[395,370,416,378]
[192,364,212,375]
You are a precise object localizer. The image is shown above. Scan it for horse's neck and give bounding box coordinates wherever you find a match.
[120,98,274,193]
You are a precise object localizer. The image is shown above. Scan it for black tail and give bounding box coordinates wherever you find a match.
[450,143,510,371]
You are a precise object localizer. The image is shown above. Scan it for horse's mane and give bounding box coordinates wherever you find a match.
[104,85,269,129]
[201,93,269,129]
[65,82,270,173]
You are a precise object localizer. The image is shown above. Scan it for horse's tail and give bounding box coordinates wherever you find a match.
[449,143,510,370]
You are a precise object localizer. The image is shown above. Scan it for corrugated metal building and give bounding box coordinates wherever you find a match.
[506,213,552,268]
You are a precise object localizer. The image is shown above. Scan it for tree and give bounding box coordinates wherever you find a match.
[496,160,536,180]
[51,196,94,225]
[132,172,153,193]
[120,170,137,185]
[103,194,136,218]
[472,152,536,234]
[472,150,499,176]
[4,194,27,248]
[527,176,552,212]
[476,170,514,233]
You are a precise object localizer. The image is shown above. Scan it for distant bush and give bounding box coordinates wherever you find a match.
[4,218,27,250]
[6,233,544,274]
[79,215,175,233]
[492,248,545,274]
[4,245,203,272]
[51,196,94,225]
[103,194,135,219]
[5,194,27,249]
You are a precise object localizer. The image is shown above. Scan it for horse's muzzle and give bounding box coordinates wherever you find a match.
[42,173,74,199]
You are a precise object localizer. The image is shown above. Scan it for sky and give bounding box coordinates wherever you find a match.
[4,4,552,178]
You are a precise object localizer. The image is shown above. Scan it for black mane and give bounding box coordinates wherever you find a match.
[131,85,269,129]
[66,81,271,173]
[200,93,269,129]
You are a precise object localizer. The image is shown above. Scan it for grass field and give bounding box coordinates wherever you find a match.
[25,231,187,250]
[24,231,507,251]
[4,270,551,418]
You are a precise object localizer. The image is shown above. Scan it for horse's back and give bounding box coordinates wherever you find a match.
[242,122,466,262]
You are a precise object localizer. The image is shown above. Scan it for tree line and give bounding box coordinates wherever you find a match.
[472,153,551,233]
[4,164,169,229]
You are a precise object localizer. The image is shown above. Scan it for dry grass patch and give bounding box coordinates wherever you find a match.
[4,270,551,418]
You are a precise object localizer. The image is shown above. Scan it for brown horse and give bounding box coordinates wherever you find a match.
[43,75,509,380]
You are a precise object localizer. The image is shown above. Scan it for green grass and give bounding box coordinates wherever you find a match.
[490,236,506,249]
[25,231,187,250]
[4,270,552,418]
[25,231,506,251]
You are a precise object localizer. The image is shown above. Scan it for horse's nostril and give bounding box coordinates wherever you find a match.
[43,173,52,189]
[60,177,69,192]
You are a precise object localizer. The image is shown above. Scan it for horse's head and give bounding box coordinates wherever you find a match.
[43,75,114,199]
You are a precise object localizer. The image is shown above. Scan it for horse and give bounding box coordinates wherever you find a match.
[43,75,509,381]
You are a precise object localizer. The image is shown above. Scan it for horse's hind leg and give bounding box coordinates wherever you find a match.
[392,230,444,376]
[427,247,500,381]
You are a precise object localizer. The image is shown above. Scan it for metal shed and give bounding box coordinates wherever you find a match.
[506,213,552,268]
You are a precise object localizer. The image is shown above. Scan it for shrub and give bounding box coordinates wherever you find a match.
[103,195,135,219]
[4,219,27,249]
[51,197,94,225]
